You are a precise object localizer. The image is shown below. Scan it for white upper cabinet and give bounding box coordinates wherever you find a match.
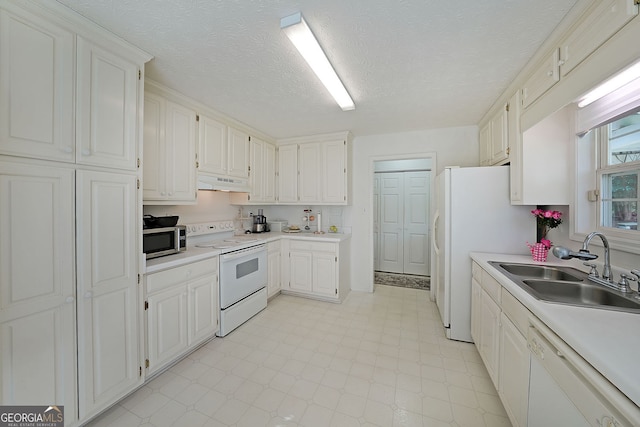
[143,92,197,204]
[0,7,74,161]
[276,132,352,205]
[522,0,638,110]
[559,0,638,79]
[197,114,227,175]
[76,37,140,170]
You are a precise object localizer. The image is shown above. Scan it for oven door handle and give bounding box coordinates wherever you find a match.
[221,244,266,261]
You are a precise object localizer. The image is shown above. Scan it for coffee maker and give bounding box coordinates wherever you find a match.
[252,209,267,233]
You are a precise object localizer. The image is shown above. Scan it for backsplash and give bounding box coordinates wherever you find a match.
[144,191,349,234]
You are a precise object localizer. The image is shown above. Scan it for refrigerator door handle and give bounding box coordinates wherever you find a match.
[432,210,440,255]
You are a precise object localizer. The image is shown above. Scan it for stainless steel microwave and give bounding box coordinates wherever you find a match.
[143,225,186,259]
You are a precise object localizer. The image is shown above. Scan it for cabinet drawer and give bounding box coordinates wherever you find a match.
[501,288,530,336]
[481,270,502,304]
[289,240,336,253]
[147,257,218,294]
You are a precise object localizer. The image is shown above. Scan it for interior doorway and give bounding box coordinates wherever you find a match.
[373,159,431,288]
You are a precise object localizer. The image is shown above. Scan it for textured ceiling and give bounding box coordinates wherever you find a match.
[56,0,580,139]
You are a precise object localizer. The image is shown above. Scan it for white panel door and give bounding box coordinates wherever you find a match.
[197,114,227,175]
[403,171,430,275]
[227,127,249,178]
[0,161,76,423]
[322,140,346,203]
[188,274,217,345]
[165,100,196,201]
[147,285,188,374]
[378,173,403,273]
[249,138,265,201]
[312,252,337,297]
[76,37,139,170]
[373,174,380,270]
[0,7,74,162]
[142,93,164,200]
[277,145,298,203]
[76,170,141,419]
[289,251,313,293]
[298,143,321,203]
[263,142,276,202]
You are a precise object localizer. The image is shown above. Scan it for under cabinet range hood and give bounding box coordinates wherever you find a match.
[197,174,250,192]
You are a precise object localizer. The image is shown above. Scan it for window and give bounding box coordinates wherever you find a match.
[596,111,640,232]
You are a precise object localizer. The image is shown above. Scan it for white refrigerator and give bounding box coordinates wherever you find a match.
[431,166,534,342]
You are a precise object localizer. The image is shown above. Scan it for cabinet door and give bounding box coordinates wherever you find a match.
[560,0,638,79]
[522,48,560,109]
[0,161,77,422]
[508,91,523,203]
[490,106,508,165]
[479,123,492,166]
[298,143,321,203]
[322,140,346,203]
[499,313,530,427]
[76,170,141,419]
[165,100,197,201]
[289,251,313,293]
[188,274,218,345]
[0,7,74,161]
[249,138,265,201]
[197,114,227,175]
[147,285,188,374]
[142,93,165,200]
[263,142,276,202]
[470,278,482,343]
[312,251,337,297]
[267,245,281,298]
[278,145,298,203]
[227,127,249,178]
[479,290,501,387]
[76,37,139,170]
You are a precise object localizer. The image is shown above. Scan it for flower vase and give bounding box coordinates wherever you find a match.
[529,242,549,262]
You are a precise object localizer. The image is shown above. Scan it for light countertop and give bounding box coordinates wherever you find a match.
[470,252,640,408]
[144,232,351,274]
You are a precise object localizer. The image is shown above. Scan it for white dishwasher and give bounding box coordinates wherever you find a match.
[527,317,640,427]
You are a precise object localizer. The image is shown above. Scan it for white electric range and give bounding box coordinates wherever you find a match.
[186,221,268,336]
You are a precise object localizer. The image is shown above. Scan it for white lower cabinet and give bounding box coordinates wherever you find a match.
[282,238,350,302]
[145,257,218,376]
[267,240,281,298]
[499,312,529,427]
[471,261,532,427]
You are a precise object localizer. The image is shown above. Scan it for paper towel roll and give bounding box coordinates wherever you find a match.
[317,213,322,233]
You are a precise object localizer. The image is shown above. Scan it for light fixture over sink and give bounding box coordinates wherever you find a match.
[577,60,640,108]
[280,12,355,111]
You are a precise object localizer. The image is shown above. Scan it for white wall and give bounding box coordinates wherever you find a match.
[346,126,479,292]
[144,191,239,224]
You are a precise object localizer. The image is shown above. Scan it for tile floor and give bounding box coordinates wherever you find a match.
[87,285,511,427]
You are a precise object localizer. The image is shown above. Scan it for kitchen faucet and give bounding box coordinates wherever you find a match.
[552,232,635,293]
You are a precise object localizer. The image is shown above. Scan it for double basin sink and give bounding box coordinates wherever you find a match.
[488,261,640,313]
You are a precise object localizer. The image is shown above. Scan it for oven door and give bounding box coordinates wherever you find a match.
[219,244,267,309]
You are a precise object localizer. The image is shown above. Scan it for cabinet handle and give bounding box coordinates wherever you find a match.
[558,59,565,66]
[546,70,553,77]
[160,192,166,196]
[168,192,173,196]
[65,296,75,303]
[81,149,91,156]
[62,146,73,153]
[84,291,93,299]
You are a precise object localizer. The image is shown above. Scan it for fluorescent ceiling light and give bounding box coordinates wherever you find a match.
[281,12,355,111]
[577,61,640,108]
